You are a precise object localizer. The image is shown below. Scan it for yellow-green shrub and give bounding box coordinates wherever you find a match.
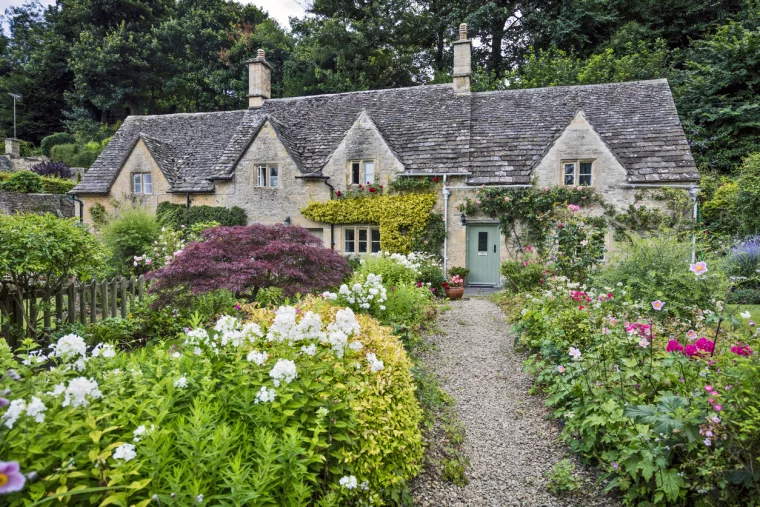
[2,297,423,506]
[301,194,437,253]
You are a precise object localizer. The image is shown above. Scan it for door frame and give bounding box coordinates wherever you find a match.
[465,222,501,287]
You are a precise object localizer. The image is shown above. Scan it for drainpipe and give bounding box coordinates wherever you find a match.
[330,224,335,250]
[688,186,700,263]
[442,175,450,275]
[186,192,191,208]
[68,194,84,223]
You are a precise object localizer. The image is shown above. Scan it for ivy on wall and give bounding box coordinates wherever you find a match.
[301,193,438,253]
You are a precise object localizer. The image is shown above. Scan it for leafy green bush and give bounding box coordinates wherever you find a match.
[4,299,423,505]
[0,214,105,344]
[595,233,727,318]
[726,288,760,304]
[501,258,545,293]
[354,252,421,286]
[40,176,76,194]
[417,263,446,295]
[49,143,77,166]
[40,132,75,156]
[156,201,247,228]
[0,171,43,193]
[101,207,161,276]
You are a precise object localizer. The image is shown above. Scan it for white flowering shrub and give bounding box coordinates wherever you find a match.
[324,274,388,318]
[0,298,422,506]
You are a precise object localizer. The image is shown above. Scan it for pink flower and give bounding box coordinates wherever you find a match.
[504,197,510,203]
[476,200,481,205]
[609,317,618,326]
[557,365,565,373]
[710,391,719,397]
[577,186,583,191]
[666,340,684,353]
[612,462,619,469]
[234,304,241,310]
[704,438,712,446]
[705,385,713,391]
[145,259,152,265]
[544,186,550,191]
[686,330,698,341]
[416,282,422,287]
[602,327,610,335]
[713,404,723,411]
[651,300,664,311]
[0,398,7,407]
[639,338,649,348]
[730,344,753,357]
[567,204,580,212]
[696,338,715,353]
[0,461,25,493]
[684,344,699,358]
[708,398,715,404]
[133,261,138,266]
[689,261,708,276]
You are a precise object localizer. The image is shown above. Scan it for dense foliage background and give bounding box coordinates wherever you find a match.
[1,0,759,175]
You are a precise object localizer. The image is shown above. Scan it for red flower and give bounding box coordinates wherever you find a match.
[433,176,439,182]
[368,187,376,193]
[335,190,342,197]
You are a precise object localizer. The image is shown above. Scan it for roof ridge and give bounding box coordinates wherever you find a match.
[264,83,452,103]
[472,78,669,97]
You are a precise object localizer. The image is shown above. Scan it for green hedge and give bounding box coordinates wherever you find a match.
[41,176,76,194]
[157,202,248,228]
[0,172,76,194]
[50,142,103,168]
[40,132,75,156]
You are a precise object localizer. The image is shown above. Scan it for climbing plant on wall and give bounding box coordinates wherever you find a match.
[301,193,438,253]
[457,185,694,254]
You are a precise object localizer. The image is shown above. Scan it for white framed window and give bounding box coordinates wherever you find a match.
[255,164,278,188]
[562,160,594,186]
[348,160,376,185]
[343,226,381,254]
[132,173,152,194]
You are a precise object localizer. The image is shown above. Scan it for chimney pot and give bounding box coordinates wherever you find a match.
[248,48,272,108]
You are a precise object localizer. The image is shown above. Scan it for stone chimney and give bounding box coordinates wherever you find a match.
[452,23,472,94]
[248,49,272,108]
[5,138,19,158]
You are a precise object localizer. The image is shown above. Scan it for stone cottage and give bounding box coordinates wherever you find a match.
[71,24,699,287]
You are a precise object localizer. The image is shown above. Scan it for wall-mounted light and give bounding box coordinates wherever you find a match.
[284,216,291,226]
[460,213,467,226]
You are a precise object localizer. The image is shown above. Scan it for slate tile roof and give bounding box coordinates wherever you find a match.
[72,79,698,194]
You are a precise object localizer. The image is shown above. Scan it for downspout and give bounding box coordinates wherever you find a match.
[68,194,84,223]
[186,192,191,208]
[320,176,336,250]
[442,175,450,275]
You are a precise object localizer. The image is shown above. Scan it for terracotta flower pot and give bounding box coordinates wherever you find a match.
[445,287,464,300]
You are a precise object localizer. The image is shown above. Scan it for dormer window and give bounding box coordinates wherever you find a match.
[132,173,152,194]
[562,160,593,186]
[348,160,375,185]
[255,164,278,188]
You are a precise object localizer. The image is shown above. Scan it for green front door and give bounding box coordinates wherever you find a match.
[466,224,500,286]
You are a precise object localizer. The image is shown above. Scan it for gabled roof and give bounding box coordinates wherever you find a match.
[73,110,245,194]
[72,79,698,195]
[469,79,698,184]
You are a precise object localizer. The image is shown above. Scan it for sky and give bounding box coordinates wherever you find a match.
[0,0,307,28]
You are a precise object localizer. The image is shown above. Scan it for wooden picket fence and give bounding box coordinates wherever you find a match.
[0,275,146,346]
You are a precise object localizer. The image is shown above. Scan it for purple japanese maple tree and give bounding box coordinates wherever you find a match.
[147,224,349,302]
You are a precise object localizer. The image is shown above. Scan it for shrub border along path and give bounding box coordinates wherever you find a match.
[410,298,617,506]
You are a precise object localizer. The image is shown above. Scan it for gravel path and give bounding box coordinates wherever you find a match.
[411,298,617,507]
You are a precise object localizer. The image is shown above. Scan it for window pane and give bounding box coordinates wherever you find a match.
[143,174,152,194]
[358,229,368,253]
[269,166,278,187]
[478,231,488,253]
[344,229,355,253]
[351,162,360,184]
[133,174,141,193]
[563,163,575,185]
[579,162,592,186]
[364,161,375,184]
[257,166,266,187]
[371,229,381,253]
